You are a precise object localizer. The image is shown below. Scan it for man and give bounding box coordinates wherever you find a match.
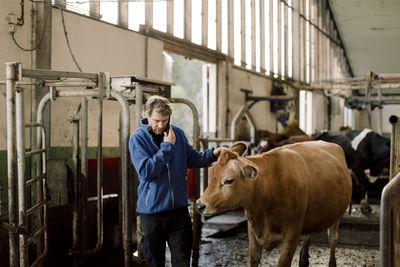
[129,96,224,267]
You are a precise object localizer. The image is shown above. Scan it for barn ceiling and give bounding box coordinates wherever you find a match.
[328,0,400,78]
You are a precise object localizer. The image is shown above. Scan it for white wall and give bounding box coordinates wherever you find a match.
[50,9,164,147]
[0,0,35,150]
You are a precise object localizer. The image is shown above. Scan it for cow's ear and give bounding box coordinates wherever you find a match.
[230,141,248,156]
[242,165,258,179]
[219,150,238,165]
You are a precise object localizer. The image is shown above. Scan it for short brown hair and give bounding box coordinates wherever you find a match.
[145,95,172,117]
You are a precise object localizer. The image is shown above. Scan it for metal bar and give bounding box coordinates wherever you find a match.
[86,99,104,255]
[26,200,46,216]
[111,91,131,267]
[80,98,88,255]
[16,86,28,266]
[71,110,80,266]
[389,116,400,179]
[36,88,49,266]
[22,68,98,81]
[231,105,256,144]
[25,122,45,128]
[6,62,19,267]
[25,174,46,187]
[380,172,400,267]
[25,149,46,157]
[169,98,200,267]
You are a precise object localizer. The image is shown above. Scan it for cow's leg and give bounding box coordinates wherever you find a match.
[248,223,262,267]
[299,235,311,267]
[328,220,340,267]
[277,229,301,267]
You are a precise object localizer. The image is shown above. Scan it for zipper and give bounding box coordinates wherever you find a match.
[166,163,175,208]
[145,182,151,206]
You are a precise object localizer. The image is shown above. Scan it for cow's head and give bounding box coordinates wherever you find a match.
[196,141,258,216]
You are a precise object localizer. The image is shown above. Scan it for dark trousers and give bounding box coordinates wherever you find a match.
[139,207,193,267]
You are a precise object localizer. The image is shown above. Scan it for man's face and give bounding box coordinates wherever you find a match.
[148,111,169,135]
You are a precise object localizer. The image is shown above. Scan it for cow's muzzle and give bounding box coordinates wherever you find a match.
[195,201,206,214]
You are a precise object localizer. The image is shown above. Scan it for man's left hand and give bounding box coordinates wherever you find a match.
[213,147,227,157]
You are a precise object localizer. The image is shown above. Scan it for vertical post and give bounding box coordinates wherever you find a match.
[184,0,192,42]
[167,0,174,35]
[228,0,234,58]
[241,0,246,67]
[283,2,288,78]
[71,111,80,267]
[292,0,300,81]
[145,0,153,27]
[389,116,400,179]
[216,0,222,52]
[202,0,208,47]
[90,0,100,18]
[111,92,131,267]
[6,62,19,267]
[16,86,27,266]
[251,0,256,71]
[118,0,129,28]
[260,0,265,73]
[277,0,281,78]
[134,86,143,263]
[269,0,274,76]
[80,98,88,255]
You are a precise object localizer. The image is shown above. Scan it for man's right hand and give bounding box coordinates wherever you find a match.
[164,126,176,144]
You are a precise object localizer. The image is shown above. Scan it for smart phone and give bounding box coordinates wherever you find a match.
[164,116,170,134]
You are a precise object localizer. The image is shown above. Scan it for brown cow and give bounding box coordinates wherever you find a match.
[196,141,352,267]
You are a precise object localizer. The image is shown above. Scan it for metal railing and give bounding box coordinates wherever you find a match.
[380,115,400,267]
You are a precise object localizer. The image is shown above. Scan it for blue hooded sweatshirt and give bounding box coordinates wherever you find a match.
[129,118,217,214]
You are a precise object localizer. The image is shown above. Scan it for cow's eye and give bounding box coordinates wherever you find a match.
[222,178,235,186]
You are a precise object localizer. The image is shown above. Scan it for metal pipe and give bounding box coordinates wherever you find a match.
[80,98,89,255]
[111,91,131,267]
[168,98,201,266]
[134,85,143,263]
[389,116,400,179]
[6,62,18,267]
[230,105,257,145]
[71,109,80,266]
[22,68,98,81]
[169,98,200,149]
[57,90,99,98]
[35,94,49,267]
[15,86,27,266]
[86,99,104,255]
[380,172,400,267]
[136,85,143,129]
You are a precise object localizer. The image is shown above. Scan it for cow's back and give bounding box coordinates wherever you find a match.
[253,140,352,235]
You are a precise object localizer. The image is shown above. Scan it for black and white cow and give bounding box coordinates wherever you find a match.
[314,128,390,213]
